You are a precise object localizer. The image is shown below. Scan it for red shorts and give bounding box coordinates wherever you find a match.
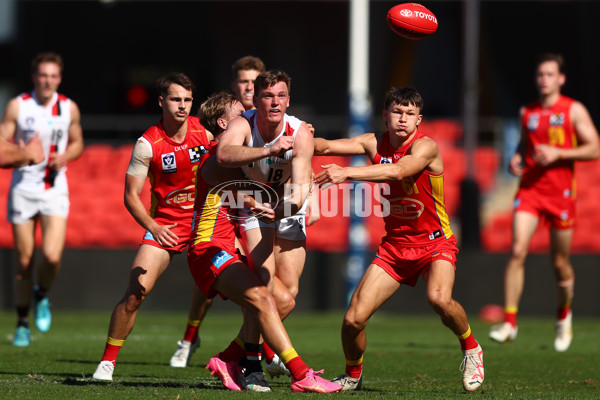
[514,187,575,229]
[140,217,191,253]
[372,236,458,287]
[187,243,245,299]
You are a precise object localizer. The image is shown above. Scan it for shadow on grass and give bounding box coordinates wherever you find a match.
[62,377,216,390]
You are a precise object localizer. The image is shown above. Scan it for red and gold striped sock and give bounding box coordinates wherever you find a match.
[504,306,518,327]
[280,348,309,381]
[101,337,125,366]
[220,336,245,363]
[183,319,201,343]
[263,342,276,363]
[345,356,363,379]
[457,325,478,351]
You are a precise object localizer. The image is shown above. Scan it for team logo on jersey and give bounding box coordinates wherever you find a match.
[165,185,195,209]
[161,152,177,173]
[428,229,442,240]
[211,250,233,269]
[388,197,424,219]
[188,145,207,164]
[527,114,539,131]
[379,157,393,164]
[550,113,565,126]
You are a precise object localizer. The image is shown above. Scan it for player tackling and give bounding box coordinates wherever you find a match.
[314,86,484,392]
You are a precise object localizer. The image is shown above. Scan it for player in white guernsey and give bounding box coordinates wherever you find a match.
[0,52,84,347]
[216,70,313,376]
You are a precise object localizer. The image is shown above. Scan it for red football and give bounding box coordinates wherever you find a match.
[387,3,438,39]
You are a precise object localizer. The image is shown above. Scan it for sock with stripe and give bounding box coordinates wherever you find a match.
[101,337,125,366]
[457,325,479,351]
[263,342,276,364]
[280,347,309,381]
[219,336,245,363]
[345,356,363,379]
[242,343,262,375]
[504,306,518,327]
[183,319,201,344]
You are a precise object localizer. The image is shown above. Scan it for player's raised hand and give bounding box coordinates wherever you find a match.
[269,135,294,156]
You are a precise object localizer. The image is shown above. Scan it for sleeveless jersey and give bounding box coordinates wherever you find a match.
[140,116,210,225]
[240,109,302,189]
[190,144,236,247]
[10,91,72,192]
[372,131,453,246]
[520,95,577,196]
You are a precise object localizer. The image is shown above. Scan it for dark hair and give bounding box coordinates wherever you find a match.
[254,70,291,96]
[384,86,424,112]
[197,91,239,134]
[535,53,565,74]
[155,72,195,97]
[232,55,266,80]
[31,52,64,74]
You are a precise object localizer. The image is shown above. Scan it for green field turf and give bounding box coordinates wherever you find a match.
[0,310,598,399]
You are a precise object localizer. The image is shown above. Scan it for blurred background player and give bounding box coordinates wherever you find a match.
[169,55,265,368]
[92,73,213,380]
[0,51,84,347]
[0,135,44,168]
[489,53,599,352]
[230,55,265,111]
[169,91,245,368]
[313,86,484,392]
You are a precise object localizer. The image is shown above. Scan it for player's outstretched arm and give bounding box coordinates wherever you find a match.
[314,133,374,156]
[315,137,439,185]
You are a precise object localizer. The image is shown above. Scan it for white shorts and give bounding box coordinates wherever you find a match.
[238,199,307,241]
[7,186,70,224]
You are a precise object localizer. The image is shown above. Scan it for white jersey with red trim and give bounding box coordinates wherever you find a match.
[240,109,302,189]
[10,91,72,193]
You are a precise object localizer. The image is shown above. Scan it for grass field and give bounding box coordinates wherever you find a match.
[0,309,598,399]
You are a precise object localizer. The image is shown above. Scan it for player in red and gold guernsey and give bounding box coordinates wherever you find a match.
[489,53,599,351]
[185,121,342,394]
[313,86,484,392]
[92,73,213,381]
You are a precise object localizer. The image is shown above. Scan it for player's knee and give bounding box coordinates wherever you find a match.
[427,292,453,315]
[342,310,368,333]
[276,294,295,319]
[247,286,277,313]
[42,251,61,267]
[509,243,528,261]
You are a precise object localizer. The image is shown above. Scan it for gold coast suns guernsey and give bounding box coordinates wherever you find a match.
[190,145,236,247]
[373,131,453,246]
[520,95,576,195]
[140,116,210,224]
[240,109,302,189]
[10,91,72,192]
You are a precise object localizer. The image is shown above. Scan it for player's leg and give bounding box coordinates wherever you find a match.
[490,211,538,342]
[335,263,400,390]
[424,259,484,392]
[240,226,277,289]
[11,219,36,347]
[213,261,341,393]
[273,237,306,301]
[550,227,574,352]
[93,245,172,380]
[170,286,213,367]
[32,214,67,333]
